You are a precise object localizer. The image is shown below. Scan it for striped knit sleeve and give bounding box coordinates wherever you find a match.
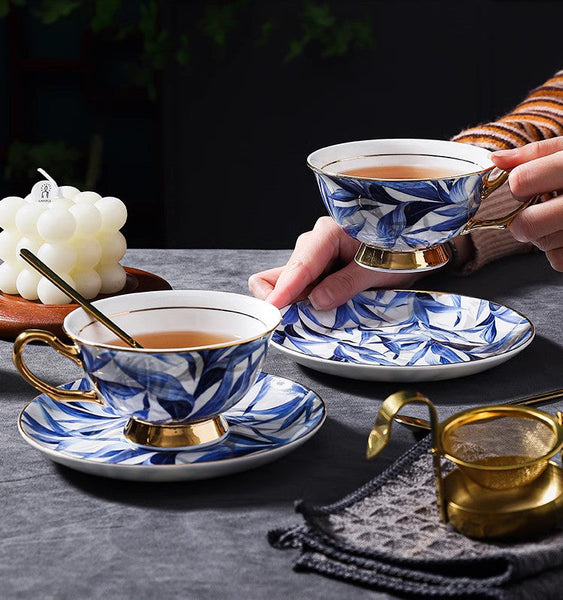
[452,70,563,149]
[450,70,563,274]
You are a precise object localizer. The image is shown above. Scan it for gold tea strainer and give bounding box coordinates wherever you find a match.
[367,391,563,540]
[441,406,563,490]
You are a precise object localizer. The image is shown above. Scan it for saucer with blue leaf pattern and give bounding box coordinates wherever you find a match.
[18,373,325,482]
[272,290,534,382]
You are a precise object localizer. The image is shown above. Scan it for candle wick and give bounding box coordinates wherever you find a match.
[37,168,58,188]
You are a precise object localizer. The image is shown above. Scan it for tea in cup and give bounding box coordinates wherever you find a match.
[307,138,538,272]
[13,290,281,449]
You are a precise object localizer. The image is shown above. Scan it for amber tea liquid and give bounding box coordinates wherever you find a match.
[106,330,239,349]
[339,164,468,179]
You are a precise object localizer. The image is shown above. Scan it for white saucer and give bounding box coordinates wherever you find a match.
[18,373,326,482]
[272,290,534,382]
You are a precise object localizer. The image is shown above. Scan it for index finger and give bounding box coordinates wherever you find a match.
[500,150,563,201]
[491,137,563,170]
[265,218,348,308]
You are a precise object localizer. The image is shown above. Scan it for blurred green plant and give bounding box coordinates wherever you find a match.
[4,140,82,185]
[0,0,374,99]
[0,0,374,185]
[286,2,372,61]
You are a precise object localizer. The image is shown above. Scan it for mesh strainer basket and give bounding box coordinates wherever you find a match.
[440,406,563,490]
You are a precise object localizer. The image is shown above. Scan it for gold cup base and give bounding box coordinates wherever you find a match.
[354,243,449,272]
[124,415,229,449]
[445,462,563,540]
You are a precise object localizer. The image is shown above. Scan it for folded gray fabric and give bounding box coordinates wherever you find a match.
[269,438,563,599]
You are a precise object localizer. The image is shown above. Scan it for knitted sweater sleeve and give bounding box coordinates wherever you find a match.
[450,70,563,274]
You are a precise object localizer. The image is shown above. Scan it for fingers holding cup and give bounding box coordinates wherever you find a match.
[508,194,563,270]
[492,141,563,202]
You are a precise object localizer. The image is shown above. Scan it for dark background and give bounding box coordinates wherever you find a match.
[1,0,562,249]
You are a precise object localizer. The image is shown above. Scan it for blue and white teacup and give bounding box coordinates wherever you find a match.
[307,138,537,272]
[13,290,281,449]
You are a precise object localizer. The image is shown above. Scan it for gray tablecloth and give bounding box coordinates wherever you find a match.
[1,249,562,600]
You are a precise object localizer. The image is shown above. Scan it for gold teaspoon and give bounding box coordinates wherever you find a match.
[19,248,143,349]
[394,388,563,432]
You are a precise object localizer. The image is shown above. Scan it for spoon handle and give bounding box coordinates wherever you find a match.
[19,249,142,349]
[515,388,563,406]
[394,388,563,431]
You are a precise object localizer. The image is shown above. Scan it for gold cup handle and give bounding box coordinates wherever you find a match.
[462,169,540,233]
[13,329,101,404]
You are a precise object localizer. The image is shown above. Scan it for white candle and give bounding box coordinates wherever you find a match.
[74,238,102,270]
[0,169,128,304]
[0,196,27,229]
[37,242,77,274]
[69,203,102,236]
[72,269,102,299]
[0,229,20,262]
[97,263,127,294]
[15,203,47,237]
[37,208,76,243]
[0,262,20,295]
[37,273,76,305]
[16,268,41,300]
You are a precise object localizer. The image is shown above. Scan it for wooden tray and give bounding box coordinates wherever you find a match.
[0,266,172,341]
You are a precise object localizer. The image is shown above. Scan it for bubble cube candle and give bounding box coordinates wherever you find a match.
[0,171,128,304]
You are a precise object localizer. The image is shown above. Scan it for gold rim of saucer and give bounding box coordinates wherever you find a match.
[123,415,229,449]
[354,243,449,272]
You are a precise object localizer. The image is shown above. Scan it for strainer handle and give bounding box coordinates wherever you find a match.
[366,390,447,522]
[366,390,440,457]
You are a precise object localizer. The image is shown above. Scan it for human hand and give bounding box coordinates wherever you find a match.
[492,137,563,271]
[248,216,422,310]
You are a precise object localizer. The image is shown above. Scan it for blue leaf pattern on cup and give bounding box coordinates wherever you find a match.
[272,290,533,368]
[19,374,326,465]
[315,171,485,251]
[79,337,270,424]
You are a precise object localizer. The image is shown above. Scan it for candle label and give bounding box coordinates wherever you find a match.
[30,179,59,203]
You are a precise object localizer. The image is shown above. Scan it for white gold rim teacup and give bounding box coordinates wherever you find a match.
[13,290,281,450]
[307,139,537,272]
